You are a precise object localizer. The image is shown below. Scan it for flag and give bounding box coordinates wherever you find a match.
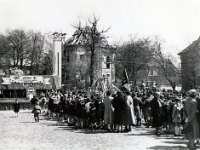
[122,69,131,91]
[122,69,129,84]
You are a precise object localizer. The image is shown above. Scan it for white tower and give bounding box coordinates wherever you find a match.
[52,32,65,88]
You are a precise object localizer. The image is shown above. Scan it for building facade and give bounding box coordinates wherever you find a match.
[179,37,200,91]
[63,44,116,88]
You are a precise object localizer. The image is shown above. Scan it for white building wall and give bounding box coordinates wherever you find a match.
[53,33,64,88]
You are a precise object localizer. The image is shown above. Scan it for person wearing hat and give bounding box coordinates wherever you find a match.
[172,96,183,136]
[184,89,199,149]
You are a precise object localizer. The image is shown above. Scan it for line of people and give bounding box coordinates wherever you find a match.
[29,87,200,149]
[35,89,182,134]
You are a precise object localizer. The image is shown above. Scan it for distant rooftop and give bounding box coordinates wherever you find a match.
[178,36,200,55]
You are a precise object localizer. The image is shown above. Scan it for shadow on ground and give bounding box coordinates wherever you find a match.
[9,116,16,118]
[147,145,188,150]
[20,121,35,123]
[147,133,189,150]
[125,130,155,136]
[32,115,191,149]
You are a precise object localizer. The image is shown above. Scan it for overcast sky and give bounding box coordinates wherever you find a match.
[1,0,200,58]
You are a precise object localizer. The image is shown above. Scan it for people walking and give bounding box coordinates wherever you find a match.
[13,99,20,117]
[33,101,41,122]
[31,96,38,112]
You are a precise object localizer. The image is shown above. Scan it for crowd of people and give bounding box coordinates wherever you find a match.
[23,84,200,149]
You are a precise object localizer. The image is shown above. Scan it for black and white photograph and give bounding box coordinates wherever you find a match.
[1,0,200,149]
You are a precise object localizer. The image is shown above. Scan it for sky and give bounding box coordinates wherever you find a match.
[1,0,200,59]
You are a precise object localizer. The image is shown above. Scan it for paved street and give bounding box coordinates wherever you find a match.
[0,110,192,150]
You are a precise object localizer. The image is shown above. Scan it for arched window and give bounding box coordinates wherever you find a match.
[106,56,110,69]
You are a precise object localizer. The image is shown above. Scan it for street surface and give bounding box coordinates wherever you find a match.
[0,110,193,150]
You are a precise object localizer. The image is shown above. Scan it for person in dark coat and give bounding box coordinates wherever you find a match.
[48,95,54,118]
[59,94,66,124]
[132,92,142,126]
[151,92,163,135]
[196,95,200,139]
[75,97,86,128]
[112,91,126,132]
[13,99,20,117]
[31,96,38,113]
[31,96,38,106]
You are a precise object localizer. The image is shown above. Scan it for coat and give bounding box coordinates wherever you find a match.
[184,97,199,140]
[143,95,153,120]
[196,97,200,136]
[133,96,142,120]
[121,96,133,126]
[127,95,136,125]
[151,97,162,128]
[103,96,114,124]
[172,102,183,123]
[13,102,20,113]
[112,93,126,125]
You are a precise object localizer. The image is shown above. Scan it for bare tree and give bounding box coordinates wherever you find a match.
[0,29,53,75]
[69,15,110,86]
[115,38,155,84]
[27,31,45,75]
[155,42,181,91]
[0,34,11,68]
[7,29,29,68]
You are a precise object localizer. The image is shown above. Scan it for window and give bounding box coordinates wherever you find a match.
[2,90,26,98]
[80,54,85,61]
[106,56,110,69]
[67,55,70,62]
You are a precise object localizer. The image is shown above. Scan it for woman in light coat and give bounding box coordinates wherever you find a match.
[103,91,114,131]
[124,90,135,131]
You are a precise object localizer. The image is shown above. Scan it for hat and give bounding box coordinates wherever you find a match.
[188,89,198,97]
[154,92,161,96]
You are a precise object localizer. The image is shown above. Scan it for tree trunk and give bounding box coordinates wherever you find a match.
[90,48,95,86]
[172,84,176,92]
[20,58,23,69]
